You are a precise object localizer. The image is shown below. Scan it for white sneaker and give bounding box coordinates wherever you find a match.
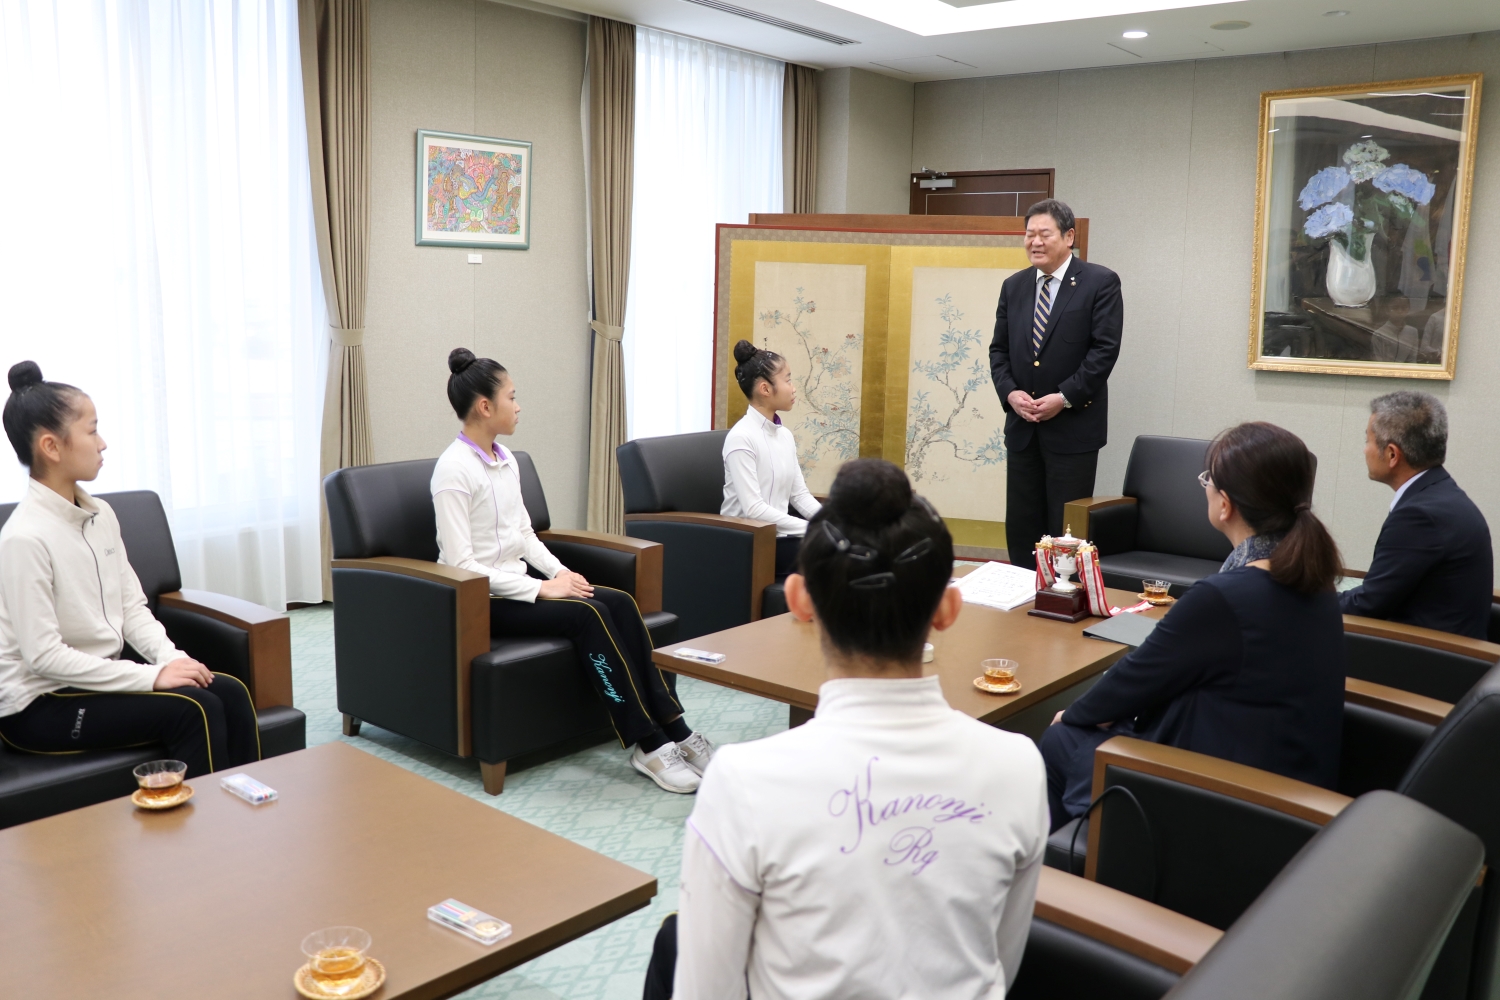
[631,742,701,793]
[678,732,716,777]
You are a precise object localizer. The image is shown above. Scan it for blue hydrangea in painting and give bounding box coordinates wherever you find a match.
[1373,164,1436,206]
[1304,202,1354,239]
[1298,166,1350,211]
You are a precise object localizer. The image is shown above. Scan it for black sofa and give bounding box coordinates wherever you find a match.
[617,430,783,640]
[324,453,678,794]
[1076,659,1500,1000]
[1065,436,1231,597]
[0,491,305,829]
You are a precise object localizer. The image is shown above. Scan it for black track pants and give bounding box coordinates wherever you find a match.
[0,673,261,778]
[489,586,682,747]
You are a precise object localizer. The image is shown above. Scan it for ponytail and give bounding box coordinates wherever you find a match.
[1206,422,1341,595]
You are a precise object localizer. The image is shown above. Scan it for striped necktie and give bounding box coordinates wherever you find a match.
[1032,272,1054,356]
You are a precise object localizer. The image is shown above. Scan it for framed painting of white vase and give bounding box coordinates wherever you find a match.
[1248,74,1481,379]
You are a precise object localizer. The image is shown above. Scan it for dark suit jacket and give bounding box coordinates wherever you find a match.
[1063,567,1346,789]
[1340,466,1494,639]
[989,257,1123,454]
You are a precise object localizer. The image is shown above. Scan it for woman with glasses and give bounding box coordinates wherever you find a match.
[1039,422,1345,829]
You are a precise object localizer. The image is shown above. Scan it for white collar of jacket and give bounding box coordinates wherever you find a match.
[744,407,783,434]
[456,433,515,471]
[25,477,99,527]
[814,674,953,725]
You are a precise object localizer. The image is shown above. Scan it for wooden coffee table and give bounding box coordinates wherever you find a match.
[0,742,656,999]
[655,580,1168,737]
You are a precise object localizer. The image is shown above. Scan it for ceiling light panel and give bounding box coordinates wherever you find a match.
[813,0,1247,37]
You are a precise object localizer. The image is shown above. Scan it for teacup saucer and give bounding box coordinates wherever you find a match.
[131,784,194,810]
[974,676,1021,695]
[294,957,386,999]
[1137,592,1176,606]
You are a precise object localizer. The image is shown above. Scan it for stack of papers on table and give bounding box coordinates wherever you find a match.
[955,561,1038,612]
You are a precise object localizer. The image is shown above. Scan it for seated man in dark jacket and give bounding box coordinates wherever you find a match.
[1041,422,1346,827]
[1340,391,1493,639]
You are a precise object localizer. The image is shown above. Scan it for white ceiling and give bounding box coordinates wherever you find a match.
[507,0,1500,80]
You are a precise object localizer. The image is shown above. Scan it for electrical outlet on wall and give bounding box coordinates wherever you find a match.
[467,253,483,264]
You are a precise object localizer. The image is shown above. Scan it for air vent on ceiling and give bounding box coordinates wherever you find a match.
[678,0,860,45]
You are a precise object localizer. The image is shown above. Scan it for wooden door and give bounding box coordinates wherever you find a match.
[910,169,1054,217]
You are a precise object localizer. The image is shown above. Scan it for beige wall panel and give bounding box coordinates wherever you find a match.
[816,67,851,213]
[912,31,1500,569]
[847,69,915,214]
[366,0,590,526]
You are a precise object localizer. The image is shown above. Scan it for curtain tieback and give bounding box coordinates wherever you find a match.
[331,327,365,347]
[589,320,624,342]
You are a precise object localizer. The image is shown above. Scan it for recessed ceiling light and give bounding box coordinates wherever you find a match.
[801,0,1248,38]
[1122,29,1148,38]
[1324,9,1349,15]
[1211,19,1250,29]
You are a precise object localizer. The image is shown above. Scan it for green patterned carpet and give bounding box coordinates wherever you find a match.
[289,605,787,999]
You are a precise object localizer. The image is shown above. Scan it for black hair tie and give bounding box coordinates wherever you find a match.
[1294,502,1311,513]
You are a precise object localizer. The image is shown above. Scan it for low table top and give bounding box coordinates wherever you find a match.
[655,582,1166,725]
[0,742,656,1000]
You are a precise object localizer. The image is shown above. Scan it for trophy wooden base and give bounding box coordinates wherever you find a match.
[1028,586,1091,623]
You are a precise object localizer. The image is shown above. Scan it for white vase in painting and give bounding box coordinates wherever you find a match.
[1326,240,1376,307]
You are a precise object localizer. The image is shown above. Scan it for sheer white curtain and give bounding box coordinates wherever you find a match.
[623,27,783,439]
[0,0,326,611]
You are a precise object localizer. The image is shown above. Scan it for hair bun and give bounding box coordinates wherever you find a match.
[448,348,477,375]
[732,340,759,366]
[7,361,42,392]
[828,458,913,529]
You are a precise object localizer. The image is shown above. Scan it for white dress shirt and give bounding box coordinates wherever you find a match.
[721,408,821,537]
[431,434,563,602]
[1035,256,1073,407]
[0,480,181,717]
[1390,468,1428,511]
[675,674,1048,1000]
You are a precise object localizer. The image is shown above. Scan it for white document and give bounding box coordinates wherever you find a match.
[955,561,1037,612]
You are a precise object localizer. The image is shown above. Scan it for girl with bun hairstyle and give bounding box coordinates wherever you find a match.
[721,340,821,579]
[646,459,1047,1000]
[1041,421,1345,828]
[0,362,259,778]
[432,349,711,793]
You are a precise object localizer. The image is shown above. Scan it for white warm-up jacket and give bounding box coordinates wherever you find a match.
[0,479,181,718]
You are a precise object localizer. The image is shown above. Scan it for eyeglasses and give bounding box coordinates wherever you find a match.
[1197,470,1213,489]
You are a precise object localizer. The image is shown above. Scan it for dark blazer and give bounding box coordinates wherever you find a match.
[988,257,1123,454]
[1340,466,1494,639]
[1063,567,1346,789]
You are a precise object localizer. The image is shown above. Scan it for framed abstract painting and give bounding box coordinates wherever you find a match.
[1249,75,1481,379]
[415,130,532,250]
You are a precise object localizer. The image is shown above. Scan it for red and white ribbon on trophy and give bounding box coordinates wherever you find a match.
[1077,543,1114,617]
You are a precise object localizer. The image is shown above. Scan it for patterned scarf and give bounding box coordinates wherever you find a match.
[1221,532,1285,572]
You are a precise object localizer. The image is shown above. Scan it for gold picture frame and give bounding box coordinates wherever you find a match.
[1248,74,1481,379]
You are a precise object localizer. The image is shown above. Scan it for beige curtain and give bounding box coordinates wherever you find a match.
[300,0,372,598]
[782,64,818,214]
[585,17,635,534]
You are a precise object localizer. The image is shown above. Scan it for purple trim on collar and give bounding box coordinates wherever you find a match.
[457,433,507,467]
[773,413,782,425]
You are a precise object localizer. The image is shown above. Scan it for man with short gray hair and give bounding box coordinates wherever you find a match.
[1341,391,1492,638]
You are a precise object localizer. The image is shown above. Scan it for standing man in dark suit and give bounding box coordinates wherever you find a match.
[1341,391,1493,639]
[989,199,1123,570]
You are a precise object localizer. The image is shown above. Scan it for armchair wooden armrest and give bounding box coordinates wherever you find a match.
[1036,867,1223,975]
[625,512,778,619]
[1086,736,1352,879]
[1343,614,1500,663]
[1339,567,1367,580]
[159,589,292,710]
[537,529,664,613]
[332,557,490,756]
[1345,677,1453,727]
[1062,496,1136,542]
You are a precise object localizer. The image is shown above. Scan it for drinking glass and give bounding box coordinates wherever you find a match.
[133,760,187,801]
[1143,579,1171,601]
[301,926,371,996]
[981,659,1018,685]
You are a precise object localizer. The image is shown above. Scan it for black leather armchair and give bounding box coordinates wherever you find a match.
[616,430,780,640]
[1064,436,1231,597]
[1073,660,1500,999]
[324,454,678,795]
[1016,791,1479,1000]
[1344,614,1500,703]
[0,491,305,829]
